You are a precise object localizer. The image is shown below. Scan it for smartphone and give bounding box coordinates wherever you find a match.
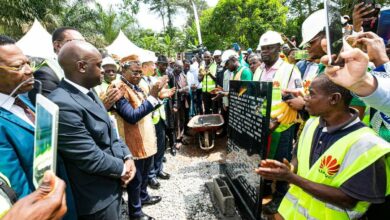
[377,8,390,44]
[324,0,344,65]
[282,93,295,101]
[33,95,59,188]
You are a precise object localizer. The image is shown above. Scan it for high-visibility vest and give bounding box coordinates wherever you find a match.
[152,105,166,124]
[202,62,217,92]
[278,117,390,220]
[230,67,245,81]
[254,61,299,132]
[140,76,167,125]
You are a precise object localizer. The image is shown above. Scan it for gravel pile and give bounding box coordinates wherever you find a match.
[121,134,229,220]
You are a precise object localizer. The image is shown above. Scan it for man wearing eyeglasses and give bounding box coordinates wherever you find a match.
[28,27,85,105]
[110,55,169,220]
[0,35,36,200]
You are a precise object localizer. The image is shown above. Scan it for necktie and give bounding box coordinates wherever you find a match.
[14,97,35,123]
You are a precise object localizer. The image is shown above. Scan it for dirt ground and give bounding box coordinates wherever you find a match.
[121,133,229,220]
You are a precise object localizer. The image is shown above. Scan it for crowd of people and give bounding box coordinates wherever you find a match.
[0,2,389,220]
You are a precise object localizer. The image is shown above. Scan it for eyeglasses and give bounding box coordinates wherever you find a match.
[123,69,142,76]
[0,62,32,72]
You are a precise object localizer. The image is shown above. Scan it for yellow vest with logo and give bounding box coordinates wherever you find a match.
[202,62,217,92]
[279,118,390,220]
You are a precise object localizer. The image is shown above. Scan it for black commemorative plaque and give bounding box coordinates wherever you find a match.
[225,80,272,220]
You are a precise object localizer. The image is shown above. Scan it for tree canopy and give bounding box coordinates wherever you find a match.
[1,0,389,56]
[198,0,288,50]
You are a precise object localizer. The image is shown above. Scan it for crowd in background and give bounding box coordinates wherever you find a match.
[0,2,390,220]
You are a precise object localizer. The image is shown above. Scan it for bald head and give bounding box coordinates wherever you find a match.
[58,41,103,89]
[203,51,212,65]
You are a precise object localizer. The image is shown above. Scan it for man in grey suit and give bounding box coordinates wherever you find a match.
[49,40,136,219]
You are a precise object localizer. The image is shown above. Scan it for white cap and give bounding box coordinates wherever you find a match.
[213,50,222,56]
[258,31,284,49]
[341,15,350,25]
[102,56,118,70]
[300,9,326,47]
[221,49,238,66]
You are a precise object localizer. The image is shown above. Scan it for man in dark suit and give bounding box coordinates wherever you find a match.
[48,40,136,219]
[28,27,85,104]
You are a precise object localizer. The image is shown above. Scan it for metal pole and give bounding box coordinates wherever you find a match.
[191,0,203,45]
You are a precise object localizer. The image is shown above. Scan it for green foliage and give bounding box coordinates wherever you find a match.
[127,27,191,57]
[2,0,388,56]
[199,0,288,50]
[0,0,64,38]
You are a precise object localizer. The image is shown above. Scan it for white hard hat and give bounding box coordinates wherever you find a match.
[300,9,326,47]
[258,31,284,48]
[213,50,222,56]
[221,49,238,66]
[102,56,118,70]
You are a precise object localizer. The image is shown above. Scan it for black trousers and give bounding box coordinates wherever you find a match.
[78,197,121,220]
[202,92,217,114]
[195,89,203,115]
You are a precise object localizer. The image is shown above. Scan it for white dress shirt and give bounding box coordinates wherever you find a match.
[0,93,35,127]
[223,69,233,107]
[64,78,89,94]
[358,62,390,116]
[190,63,202,89]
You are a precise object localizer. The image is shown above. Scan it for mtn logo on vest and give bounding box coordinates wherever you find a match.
[319,155,340,178]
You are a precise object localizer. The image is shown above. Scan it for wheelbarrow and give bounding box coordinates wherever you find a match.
[187,114,224,150]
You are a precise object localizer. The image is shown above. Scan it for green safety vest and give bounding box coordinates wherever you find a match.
[152,104,166,125]
[278,118,390,220]
[202,62,217,92]
[141,76,167,125]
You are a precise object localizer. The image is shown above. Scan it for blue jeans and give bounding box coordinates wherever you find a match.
[127,157,153,218]
[148,120,166,179]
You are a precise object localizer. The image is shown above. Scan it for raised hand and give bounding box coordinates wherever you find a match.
[2,171,67,220]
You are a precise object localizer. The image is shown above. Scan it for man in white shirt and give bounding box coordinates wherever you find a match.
[191,56,202,114]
